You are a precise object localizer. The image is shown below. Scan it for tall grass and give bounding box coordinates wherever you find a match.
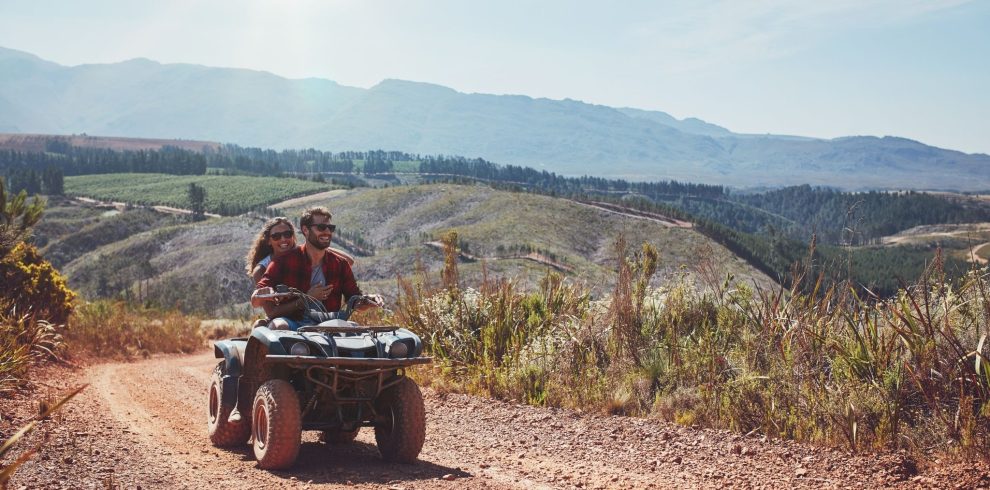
[66,300,204,358]
[394,236,990,454]
[0,302,63,393]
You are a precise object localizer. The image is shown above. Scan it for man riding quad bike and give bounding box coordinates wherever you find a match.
[207,286,431,469]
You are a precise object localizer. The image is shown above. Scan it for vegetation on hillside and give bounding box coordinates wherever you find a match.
[397,235,990,454]
[675,185,990,245]
[1,177,206,395]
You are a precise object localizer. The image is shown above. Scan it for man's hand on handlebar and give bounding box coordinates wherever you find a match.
[351,294,384,312]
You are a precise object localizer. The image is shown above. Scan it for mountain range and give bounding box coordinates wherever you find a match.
[1,46,987,191]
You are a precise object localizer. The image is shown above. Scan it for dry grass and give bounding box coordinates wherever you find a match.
[66,301,204,358]
[393,234,990,455]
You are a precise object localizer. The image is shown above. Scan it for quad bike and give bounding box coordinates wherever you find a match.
[207,286,431,469]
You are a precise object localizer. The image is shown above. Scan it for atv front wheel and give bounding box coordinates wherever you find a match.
[252,379,301,469]
[322,428,359,444]
[374,377,425,462]
[207,362,250,447]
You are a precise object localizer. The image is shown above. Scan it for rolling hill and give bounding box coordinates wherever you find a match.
[35,185,774,315]
[1,46,987,191]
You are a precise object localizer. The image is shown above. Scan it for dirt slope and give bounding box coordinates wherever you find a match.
[4,352,988,489]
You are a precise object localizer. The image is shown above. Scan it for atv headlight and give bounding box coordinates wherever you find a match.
[387,340,409,358]
[290,342,311,356]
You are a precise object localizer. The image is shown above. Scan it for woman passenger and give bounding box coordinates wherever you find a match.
[245,216,298,284]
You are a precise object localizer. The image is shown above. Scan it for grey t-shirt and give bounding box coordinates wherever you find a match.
[310,263,326,288]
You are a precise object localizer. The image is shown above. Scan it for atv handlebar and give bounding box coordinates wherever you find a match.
[254,285,384,320]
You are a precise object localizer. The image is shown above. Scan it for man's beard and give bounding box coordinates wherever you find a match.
[306,231,330,250]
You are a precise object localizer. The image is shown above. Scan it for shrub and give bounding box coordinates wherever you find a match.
[0,243,75,324]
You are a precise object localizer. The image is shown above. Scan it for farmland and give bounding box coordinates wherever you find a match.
[64,173,335,215]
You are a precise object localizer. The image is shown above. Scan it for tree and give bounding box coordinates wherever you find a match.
[41,166,64,195]
[1,177,45,259]
[187,182,207,220]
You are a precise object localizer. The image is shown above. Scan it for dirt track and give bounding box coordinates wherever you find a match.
[5,352,989,489]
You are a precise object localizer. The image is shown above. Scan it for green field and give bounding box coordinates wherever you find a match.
[65,173,334,214]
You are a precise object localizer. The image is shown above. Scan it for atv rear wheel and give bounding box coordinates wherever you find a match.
[207,362,250,447]
[252,379,301,469]
[374,377,425,462]
[321,428,359,444]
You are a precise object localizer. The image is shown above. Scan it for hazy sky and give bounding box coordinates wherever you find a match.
[1,0,988,154]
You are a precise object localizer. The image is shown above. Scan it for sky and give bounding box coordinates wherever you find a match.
[1,0,988,154]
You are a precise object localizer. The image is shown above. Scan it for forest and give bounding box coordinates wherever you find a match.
[3,138,986,297]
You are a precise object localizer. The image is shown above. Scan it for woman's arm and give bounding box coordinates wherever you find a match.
[251,264,265,284]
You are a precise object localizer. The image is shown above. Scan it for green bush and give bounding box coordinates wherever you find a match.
[0,242,75,324]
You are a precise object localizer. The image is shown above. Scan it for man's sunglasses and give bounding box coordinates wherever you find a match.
[309,223,336,232]
[269,230,295,240]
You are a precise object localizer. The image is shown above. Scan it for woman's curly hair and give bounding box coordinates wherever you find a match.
[244,217,295,276]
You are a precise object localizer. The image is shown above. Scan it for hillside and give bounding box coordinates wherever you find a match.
[34,185,774,315]
[2,47,988,191]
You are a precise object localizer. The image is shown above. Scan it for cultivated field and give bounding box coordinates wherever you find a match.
[65,173,335,214]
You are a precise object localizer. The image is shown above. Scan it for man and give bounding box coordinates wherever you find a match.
[251,206,364,331]
[230,207,366,424]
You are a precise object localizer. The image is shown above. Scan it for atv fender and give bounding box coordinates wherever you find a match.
[213,338,247,409]
[239,326,291,379]
[213,339,247,377]
[246,326,290,356]
[213,328,290,409]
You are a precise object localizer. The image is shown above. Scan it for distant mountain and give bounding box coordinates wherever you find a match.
[1,46,987,191]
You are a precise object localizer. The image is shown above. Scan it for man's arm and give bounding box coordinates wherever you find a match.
[339,261,377,312]
[339,261,362,300]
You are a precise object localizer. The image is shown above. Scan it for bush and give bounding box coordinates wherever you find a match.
[0,242,75,324]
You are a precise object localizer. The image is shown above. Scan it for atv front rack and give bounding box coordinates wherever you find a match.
[296,325,409,335]
[265,354,432,403]
[264,355,432,368]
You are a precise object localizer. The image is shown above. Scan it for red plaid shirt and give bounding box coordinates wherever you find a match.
[257,245,361,312]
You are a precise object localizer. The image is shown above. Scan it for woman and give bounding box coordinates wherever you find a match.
[245,216,298,284]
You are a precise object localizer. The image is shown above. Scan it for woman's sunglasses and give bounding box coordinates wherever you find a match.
[269,230,295,240]
[310,223,336,232]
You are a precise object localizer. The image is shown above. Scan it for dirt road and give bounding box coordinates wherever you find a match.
[5,352,988,489]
